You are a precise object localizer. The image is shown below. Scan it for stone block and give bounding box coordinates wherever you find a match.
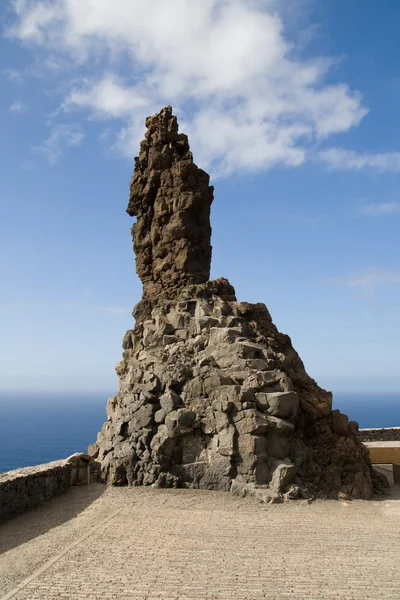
[140,372,162,394]
[154,408,166,424]
[268,458,296,493]
[264,392,299,421]
[226,370,250,384]
[167,309,190,330]
[266,416,295,434]
[277,375,295,392]
[243,371,282,392]
[208,327,243,346]
[214,411,230,432]
[176,408,196,428]
[217,426,235,456]
[160,390,183,413]
[129,404,154,431]
[203,372,236,396]
[238,433,267,456]
[210,348,247,369]
[234,410,269,435]
[183,376,204,399]
[246,358,271,371]
[255,392,269,410]
[201,407,216,434]
[196,316,220,331]
[199,455,232,491]
[195,299,214,318]
[234,342,265,359]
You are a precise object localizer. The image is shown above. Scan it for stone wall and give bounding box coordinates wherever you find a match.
[359,428,400,442]
[0,454,101,524]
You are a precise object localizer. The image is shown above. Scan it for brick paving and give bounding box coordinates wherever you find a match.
[1,485,400,600]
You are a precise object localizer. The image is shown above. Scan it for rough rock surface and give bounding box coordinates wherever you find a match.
[127,105,213,299]
[91,107,388,501]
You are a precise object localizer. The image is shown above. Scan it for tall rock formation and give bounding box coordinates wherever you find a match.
[91,106,388,501]
[127,106,213,299]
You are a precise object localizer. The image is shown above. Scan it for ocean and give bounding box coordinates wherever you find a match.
[0,391,399,474]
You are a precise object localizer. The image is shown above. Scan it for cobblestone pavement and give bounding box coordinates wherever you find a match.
[1,485,400,600]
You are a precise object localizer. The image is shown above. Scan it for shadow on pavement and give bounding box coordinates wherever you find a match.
[373,484,400,502]
[372,465,400,501]
[0,483,106,554]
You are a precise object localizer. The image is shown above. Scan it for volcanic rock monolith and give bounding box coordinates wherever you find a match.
[127,106,213,299]
[90,106,388,501]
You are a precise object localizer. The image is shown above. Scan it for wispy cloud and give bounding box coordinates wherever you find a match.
[34,124,84,164]
[8,0,368,177]
[360,201,400,216]
[3,68,23,83]
[328,268,400,295]
[319,148,400,172]
[9,100,27,113]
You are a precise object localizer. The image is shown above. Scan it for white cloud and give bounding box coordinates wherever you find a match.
[9,100,27,112]
[34,124,84,164]
[328,268,400,295]
[319,148,400,172]
[64,74,149,118]
[360,202,400,216]
[9,0,62,43]
[8,0,369,176]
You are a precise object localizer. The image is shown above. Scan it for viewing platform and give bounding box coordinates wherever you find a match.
[1,482,400,600]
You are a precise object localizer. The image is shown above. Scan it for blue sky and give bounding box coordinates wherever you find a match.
[0,0,399,398]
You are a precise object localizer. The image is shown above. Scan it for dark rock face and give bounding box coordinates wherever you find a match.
[127,105,213,300]
[91,107,389,501]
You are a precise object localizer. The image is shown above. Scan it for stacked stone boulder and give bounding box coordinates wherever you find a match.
[90,106,388,501]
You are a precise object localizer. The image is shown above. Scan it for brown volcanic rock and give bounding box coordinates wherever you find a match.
[127,105,213,299]
[91,107,389,501]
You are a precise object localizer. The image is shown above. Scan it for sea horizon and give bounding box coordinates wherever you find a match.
[0,390,399,474]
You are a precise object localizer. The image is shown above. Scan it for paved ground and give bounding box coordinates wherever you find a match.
[1,484,400,600]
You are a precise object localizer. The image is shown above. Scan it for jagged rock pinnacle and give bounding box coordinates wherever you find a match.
[90,107,389,501]
[127,106,214,299]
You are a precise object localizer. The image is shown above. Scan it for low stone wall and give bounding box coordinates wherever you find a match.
[0,454,102,524]
[358,428,400,442]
